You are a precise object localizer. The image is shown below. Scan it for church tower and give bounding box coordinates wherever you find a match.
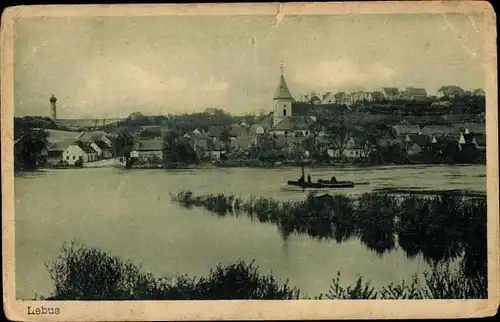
[272,63,294,126]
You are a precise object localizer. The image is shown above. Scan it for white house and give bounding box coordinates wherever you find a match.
[321,92,336,104]
[249,124,265,135]
[47,140,87,165]
[327,138,370,159]
[63,145,86,165]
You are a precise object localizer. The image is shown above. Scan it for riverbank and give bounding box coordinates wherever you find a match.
[117,159,485,170]
[41,242,486,300]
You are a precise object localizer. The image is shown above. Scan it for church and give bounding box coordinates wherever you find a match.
[268,65,318,137]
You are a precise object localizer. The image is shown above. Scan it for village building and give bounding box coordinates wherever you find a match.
[436,85,465,98]
[403,134,432,156]
[350,91,373,104]
[46,139,99,165]
[248,124,265,135]
[272,65,295,126]
[327,138,371,159]
[77,141,99,162]
[321,92,335,104]
[400,87,428,101]
[471,88,485,97]
[135,140,163,162]
[209,141,225,162]
[46,140,83,165]
[381,87,400,100]
[331,92,351,106]
[370,91,385,102]
[269,64,319,137]
[391,124,422,136]
[95,139,113,159]
[420,125,461,137]
[269,117,314,137]
[452,122,485,135]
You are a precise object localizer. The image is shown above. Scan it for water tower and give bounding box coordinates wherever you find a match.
[49,94,57,120]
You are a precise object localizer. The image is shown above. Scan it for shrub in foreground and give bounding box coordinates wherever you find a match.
[44,242,486,300]
[45,242,300,300]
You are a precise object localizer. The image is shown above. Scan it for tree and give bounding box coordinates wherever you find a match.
[352,124,380,158]
[162,131,199,168]
[220,128,232,153]
[113,130,135,160]
[320,115,353,157]
[15,128,49,170]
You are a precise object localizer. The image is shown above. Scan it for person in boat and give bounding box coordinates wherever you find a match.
[298,175,305,183]
[307,174,312,183]
[330,176,337,183]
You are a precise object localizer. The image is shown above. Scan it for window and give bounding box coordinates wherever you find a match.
[305,131,309,136]
[73,156,76,160]
[66,156,69,160]
[283,109,287,116]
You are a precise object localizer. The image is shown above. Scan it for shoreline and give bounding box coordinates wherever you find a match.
[21,160,486,172]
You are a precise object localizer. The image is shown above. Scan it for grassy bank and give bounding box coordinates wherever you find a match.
[171,191,486,279]
[42,242,486,300]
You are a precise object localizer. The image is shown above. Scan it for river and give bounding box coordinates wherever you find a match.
[14,164,486,299]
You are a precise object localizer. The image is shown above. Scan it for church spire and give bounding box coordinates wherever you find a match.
[273,62,293,100]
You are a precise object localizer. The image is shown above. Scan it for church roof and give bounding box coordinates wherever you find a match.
[273,74,294,100]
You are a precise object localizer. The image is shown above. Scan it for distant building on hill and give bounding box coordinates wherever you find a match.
[471,88,485,97]
[381,88,400,100]
[436,85,465,98]
[400,87,428,101]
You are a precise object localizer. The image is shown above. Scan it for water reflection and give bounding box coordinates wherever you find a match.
[175,190,487,275]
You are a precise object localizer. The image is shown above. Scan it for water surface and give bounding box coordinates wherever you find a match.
[15,164,486,299]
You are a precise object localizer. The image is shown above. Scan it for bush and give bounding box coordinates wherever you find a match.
[45,242,300,300]
[44,242,487,300]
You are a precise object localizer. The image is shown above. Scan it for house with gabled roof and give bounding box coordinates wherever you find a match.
[453,122,485,135]
[370,91,385,102]
[321,92,335,104]
[381,87,400,100]
[229,123,247,137]
[47,140,86,166]
[471,88,485,97]
[391,124,421,136]
[333,92,352,106]
[401,87,428,101]
[421,125,461,137]
[249,124,265,135]
[436,85,465,98]
[403,134,432,156]
[95,139,113,159]
[136,139,163,162]
[270,117,314,137]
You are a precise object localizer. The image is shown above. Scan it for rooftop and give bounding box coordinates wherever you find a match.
[137,140,163,151]
[273,73,294,100]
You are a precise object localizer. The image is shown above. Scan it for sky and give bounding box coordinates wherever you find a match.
[14,13,486,118]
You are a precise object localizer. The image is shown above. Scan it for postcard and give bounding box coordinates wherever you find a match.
[1,1,498,321]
